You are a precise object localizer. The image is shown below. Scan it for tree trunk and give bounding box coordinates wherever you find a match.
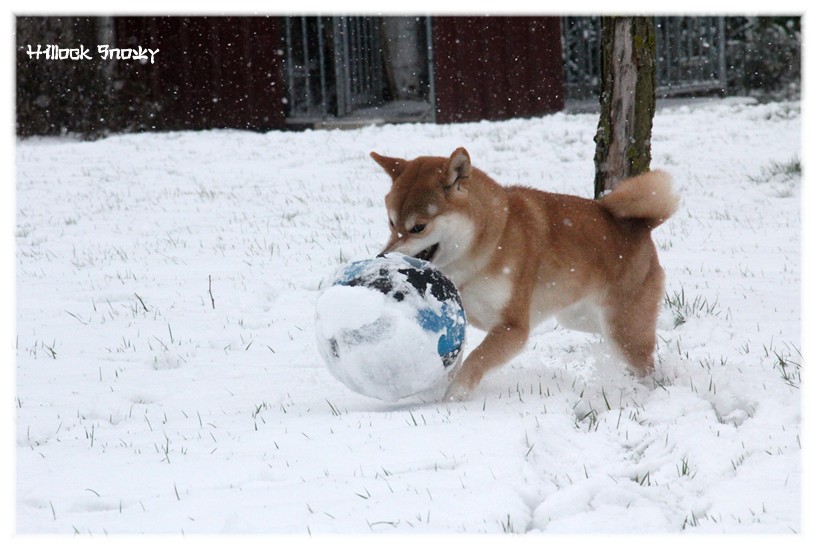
[593,16,656,199]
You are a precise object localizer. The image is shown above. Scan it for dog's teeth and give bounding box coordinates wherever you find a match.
[415,244,438,262]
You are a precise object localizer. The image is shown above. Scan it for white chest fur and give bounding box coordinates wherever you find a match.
[458,275,512,331]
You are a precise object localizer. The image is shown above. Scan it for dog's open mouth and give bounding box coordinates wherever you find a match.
[414,243,439,263]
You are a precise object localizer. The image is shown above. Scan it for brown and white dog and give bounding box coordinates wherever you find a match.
[371,148,679,401]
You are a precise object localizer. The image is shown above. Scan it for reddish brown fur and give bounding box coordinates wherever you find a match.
[371,148,679,400]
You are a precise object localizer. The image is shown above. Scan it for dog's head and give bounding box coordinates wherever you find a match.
[371,147,476,270]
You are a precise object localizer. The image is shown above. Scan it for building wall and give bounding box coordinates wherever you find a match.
[117,16,565,129]
[17,16,565,136]
[115,16,287,131]
[432,17,565,124]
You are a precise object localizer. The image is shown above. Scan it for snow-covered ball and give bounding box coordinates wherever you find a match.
[315,253,466,401]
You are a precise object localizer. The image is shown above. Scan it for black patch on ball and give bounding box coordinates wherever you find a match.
[397,266,461,305]
[329,338,339,358]
[342,257,465,314]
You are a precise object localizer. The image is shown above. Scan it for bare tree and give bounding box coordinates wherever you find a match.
[593,16,656,198]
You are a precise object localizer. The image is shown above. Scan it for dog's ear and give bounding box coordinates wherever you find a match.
[370,152,406,180]
[443,147,471,190]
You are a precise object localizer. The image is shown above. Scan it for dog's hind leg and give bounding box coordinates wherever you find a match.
[601,260,665,376]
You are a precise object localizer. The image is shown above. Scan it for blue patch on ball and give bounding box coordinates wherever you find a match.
[315,253,467,401]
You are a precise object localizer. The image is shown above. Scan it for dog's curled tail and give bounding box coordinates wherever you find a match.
[599,170,680,230]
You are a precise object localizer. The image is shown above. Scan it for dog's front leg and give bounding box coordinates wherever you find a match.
[444,320,529,401]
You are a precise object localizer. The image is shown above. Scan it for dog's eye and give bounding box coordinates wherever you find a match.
[389,219,395,228]
[409,224,426,234]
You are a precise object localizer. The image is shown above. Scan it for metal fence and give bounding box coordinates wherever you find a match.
[333,17,386,116]
[561,16,727,100]
[283,16,730,122]
[283,16,388,121]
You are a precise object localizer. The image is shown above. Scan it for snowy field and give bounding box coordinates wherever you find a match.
[15,98,802,535]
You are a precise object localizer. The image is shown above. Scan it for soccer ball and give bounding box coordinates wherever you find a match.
[315,253,466,401]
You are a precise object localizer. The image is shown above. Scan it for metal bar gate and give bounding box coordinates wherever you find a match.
[283,16,387,121]
[561,16,727,100]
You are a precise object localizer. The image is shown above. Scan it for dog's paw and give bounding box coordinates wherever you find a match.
[443,380,471,402]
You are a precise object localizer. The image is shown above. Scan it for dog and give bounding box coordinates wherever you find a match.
[371,147,679,401]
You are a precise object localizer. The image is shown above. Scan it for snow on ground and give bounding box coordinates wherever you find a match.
[15,98,801,535]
